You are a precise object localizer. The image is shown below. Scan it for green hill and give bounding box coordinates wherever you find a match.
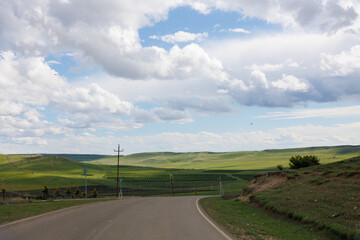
[0,155,249,194]
[82,145,360,170]
[239,156,360,239]
[0,154,113,191]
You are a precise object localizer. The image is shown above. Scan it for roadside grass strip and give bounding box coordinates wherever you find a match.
[200,197,337,240]
[0,199,111,225]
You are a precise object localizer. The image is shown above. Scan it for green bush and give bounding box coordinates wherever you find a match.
[74,187,80,198]
[41,184,49,199]
[54,186,61,198]
[289,155,320,169]
[277,164,283,171]
[92,188,98,198]
[66,186,71,198]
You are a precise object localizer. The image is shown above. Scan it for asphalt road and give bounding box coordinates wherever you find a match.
[0,196,232,240]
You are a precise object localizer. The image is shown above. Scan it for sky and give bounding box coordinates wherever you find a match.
[0,0,360,155]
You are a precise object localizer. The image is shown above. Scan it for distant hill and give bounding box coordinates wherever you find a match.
[75,145,360,170]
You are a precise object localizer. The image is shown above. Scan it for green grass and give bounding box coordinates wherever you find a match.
[0,154,255,196]
[0,199,111,225]
[83,145,360,170]
[200,197,336,240]
[251,157,360,239]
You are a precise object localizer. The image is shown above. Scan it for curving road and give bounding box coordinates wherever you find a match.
[0,196,232,240]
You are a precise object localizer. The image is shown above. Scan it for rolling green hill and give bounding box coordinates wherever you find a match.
[0,154,113,191]
[83,145,360,170]
[0,155,249,194]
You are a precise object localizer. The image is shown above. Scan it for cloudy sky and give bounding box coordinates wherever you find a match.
[1,0,360,154]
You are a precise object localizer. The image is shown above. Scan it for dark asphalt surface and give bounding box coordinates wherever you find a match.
[0,196,231,240]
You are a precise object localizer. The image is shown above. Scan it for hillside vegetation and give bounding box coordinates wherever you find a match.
[0,154,250,195]
[83,145,360,170]
[239,156,360,239]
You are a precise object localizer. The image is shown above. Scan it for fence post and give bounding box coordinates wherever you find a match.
[2,189,5,201]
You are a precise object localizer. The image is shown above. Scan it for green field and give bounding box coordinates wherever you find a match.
[0,154,253,197]
[1,145,360,196]
[82,145,360,170]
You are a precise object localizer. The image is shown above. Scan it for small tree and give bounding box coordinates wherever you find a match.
[277,164,283,171]
[66,186,71,198]
[42,184,49,199]
[92,187,98,198]
[74,187,80,198]
[289,155,320,169]
[54,186,61,198]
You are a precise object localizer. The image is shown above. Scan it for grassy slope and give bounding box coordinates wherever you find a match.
[201,157,360,239]
[84,145,360,170]
[0,155,114,191]
[250,157,360,239]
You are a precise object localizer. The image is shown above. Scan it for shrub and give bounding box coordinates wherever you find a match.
[42,184,49,199]
[92,188,98,198]
[54,186,61,198]
[66,186,71,198]
[277,164,283,171]
[74,187,80,198]
[289,155,320,169]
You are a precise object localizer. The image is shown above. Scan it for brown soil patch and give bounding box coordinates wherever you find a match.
[238,172,289,202]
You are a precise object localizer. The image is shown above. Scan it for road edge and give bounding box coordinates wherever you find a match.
[196,197,233,240]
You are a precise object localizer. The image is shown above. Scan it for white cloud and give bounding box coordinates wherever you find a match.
[321,45,360,76]
[272,74,309,92]
[207,32,360,106]
[186,0,359,33]
[5,121,358,154]
[258,105,360,120]
[150,31,208,43]
[228,28,250,34]
[0,51,134,115]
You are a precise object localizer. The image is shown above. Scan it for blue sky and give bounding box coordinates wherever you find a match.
[0,0,360,154]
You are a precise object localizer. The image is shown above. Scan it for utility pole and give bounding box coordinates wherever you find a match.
[169,174,174,197]
[219,177,224,196]
[114,144,124,198]
[83,168,88,200]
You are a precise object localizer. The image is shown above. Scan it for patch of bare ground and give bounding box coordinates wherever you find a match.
[238,172,290,202]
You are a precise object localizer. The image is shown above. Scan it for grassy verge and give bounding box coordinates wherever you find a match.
[0,198,112,225]
[251,157,360,239]
[200,197,337,240]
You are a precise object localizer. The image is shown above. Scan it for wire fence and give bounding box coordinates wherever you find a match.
[0,179,235,203]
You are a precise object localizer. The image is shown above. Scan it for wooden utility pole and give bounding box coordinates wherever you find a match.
[169,174,174,197]
[114,144,124,198]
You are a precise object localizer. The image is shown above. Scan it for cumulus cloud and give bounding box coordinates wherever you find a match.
[150,31,208,43]
[272,74,309,92]
[321,45,360,76]
[186,0,358,33]
[7,121,357,154]
[207,31,360,107]
[0,51,134,115]
[0,0,360,152]
[228,28,250,34]
[166,97,235,114]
